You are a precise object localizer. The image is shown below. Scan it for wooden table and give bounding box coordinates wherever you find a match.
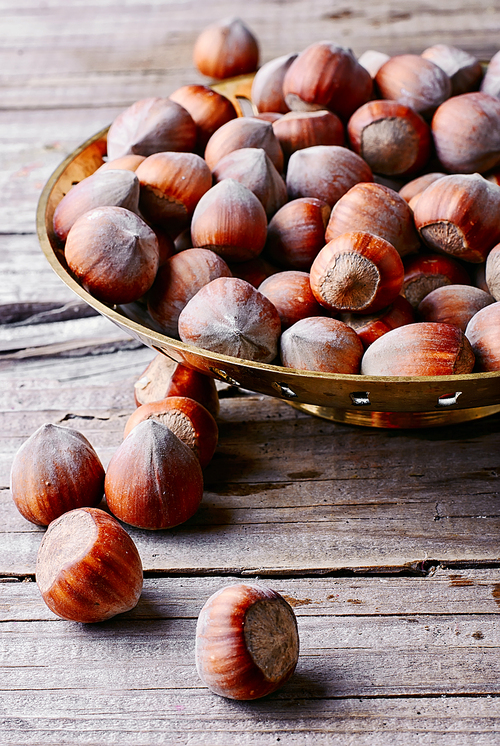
[2,2,500,743]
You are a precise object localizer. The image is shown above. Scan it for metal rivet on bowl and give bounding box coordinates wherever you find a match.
[350,391,371,406]
[273,382,298,399]
[436,391,462,407]
[209,367,241,387]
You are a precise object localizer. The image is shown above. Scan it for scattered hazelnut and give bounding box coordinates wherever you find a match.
[64,206,159,305]
[123,396,218,468]
[106,97,197,161]
[465,301,500,371]
[169,84,237,151]
[36,507,143,623]
[195,583,299,700]
[97,154,146,172]
[310,232,404,314]
[402,252,472,309]
[105,419,204,530]
[360,322,475,376]
[421,44,483,96]
[251,53,298,113]
[417,284,495,330]
[340,294,415,349]
[375,54,451,118]
[398,172,446,204]
[204,116,284,173]
[280,316,364,373]
[228,255,278,287]
[485,243,500,300]
[178,276,281,363]
[258,270,324,329]
[265,197,331,271]
[272,109,345,162]
[10,423,105,526]
[193,17,259,80]
[357,49,390,78]
[480,50,500,99]
[347,100,432,178]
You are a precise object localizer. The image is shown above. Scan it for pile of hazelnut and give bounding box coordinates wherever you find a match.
[53,17,500,377]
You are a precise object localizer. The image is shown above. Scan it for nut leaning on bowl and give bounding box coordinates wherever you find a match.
[49,27,500,378]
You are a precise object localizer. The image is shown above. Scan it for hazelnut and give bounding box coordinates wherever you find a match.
[212,147,288,218]
[123,396,218,469]
[480,50,500,99]
[413,173,500,263]
[465,301,500,371]
[310,232,404,314]
[98,154,146,172]
[417,284,495,331]
[64,206,159,305]
[431,92,500,174]
[105,419,204,530]
[193,17,259,80]
[53,168,140,243]
[147,248,232,338]
[169,84,237,151]
[286,145,373,206]
[421,44,483,96]
[272,110,345,162]
[10,423,105,526]
[402,252,472,309]
[347,100,432,178]
[258,270,324,329]
[361,322,476,376]
[280,316,364,374]
[398,172,446,204]
[340,295,415,349]
[135,152,212,237]
[134,356,219,417]
[325,182,420,258]
[204,117,284,173]
[36,507,143,623]
[106,97,197,161]
[190,179,268,263]
[195,583,299,700]
[485,243,500,300]
[265,197,331,271]
[178,276,281,363]
[228,255,278,288]
[357,49,390,78]
[282,41,373,121]
[251,53,298,114]
[375,54,451,118]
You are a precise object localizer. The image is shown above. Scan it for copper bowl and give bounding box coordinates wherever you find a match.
[36,75,500,428]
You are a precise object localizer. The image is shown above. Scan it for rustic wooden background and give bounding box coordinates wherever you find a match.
[1,1,500,743]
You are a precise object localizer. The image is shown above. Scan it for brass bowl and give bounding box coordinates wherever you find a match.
[36,75,500,428]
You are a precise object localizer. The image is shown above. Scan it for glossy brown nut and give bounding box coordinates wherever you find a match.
[265,197,331,271]
[228,256,278,288]
[98,155,146,172]
[251,53,298,114]
[106,97,197,161]
[480,50,500,99]
[272,110,345,162]
[10,423,104,527]
[136,152,212,236]
[421,44,483,96]
[53,169,140,243]
[196,583,299,700]
[402,252,472,309]
[212,148,288,218]
[398,172,446,204]
[190,179,268,264]
[286,145,373,206]
[134,356,219,417]
[258,271,323,329]
[310,232,404,314]
[105,419,204,530]
[417,284,495,331]
[193,17,259,80]
[64,206,159,305]
[485,243,500,300]
[340,295,415,349]
[375,54,451,118]
[431,92,500,174]
[282,41,373,121]
[361,322,476,376]
[413,173,500,263]
[204,117,284,173]
[36,507,143,623]
[465,301,500,371]
[147,248,232,338]
[169,84,237,151]
[123,396,218,469]
[358,50,390,78]
[347,100,432,178]
[178,276,281,364]
[280,316,364,374]
[325,182,420,258]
